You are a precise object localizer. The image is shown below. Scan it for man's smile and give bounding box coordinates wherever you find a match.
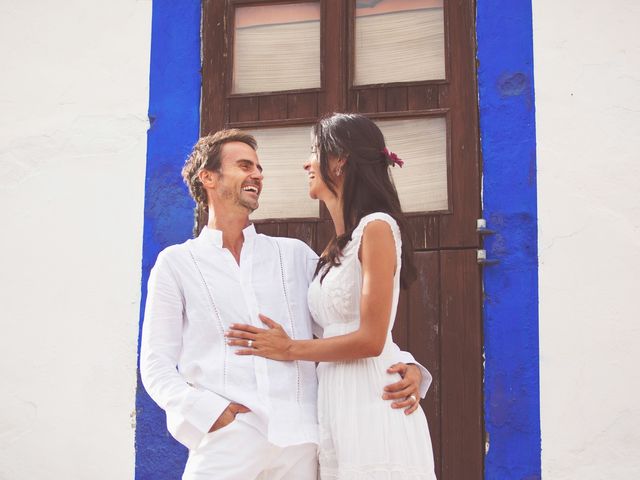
[241,183,261,195]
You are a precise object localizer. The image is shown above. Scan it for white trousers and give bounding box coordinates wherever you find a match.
[182,416,318,480]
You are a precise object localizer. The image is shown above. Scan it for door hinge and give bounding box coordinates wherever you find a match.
[476,218,495,235]
[477,249,499,265]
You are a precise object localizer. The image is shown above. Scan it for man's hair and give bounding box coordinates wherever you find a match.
[181,129,257,235]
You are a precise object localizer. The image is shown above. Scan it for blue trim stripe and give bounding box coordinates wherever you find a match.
[135,1,201,478]
[477,0,541,478]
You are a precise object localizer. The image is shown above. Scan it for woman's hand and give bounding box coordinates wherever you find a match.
[225,314,293,361]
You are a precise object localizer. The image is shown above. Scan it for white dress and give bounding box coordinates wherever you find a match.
[308,212,437,480]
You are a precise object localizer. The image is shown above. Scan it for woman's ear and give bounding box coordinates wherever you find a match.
[333,155,347,177]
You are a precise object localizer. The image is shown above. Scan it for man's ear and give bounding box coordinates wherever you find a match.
[198,168,217,189]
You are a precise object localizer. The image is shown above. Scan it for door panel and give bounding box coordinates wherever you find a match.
[440,249,483,479]
[407,251,442,478]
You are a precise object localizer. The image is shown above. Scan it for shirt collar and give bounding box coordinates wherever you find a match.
[198,223,257,248]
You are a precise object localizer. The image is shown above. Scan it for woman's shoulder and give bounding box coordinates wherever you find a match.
[351,212,402,256]
[355,212,400,236]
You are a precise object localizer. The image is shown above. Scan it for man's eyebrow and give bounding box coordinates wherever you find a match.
[237,158,263,173]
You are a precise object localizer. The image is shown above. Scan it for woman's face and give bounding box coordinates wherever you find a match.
[303,138,341,201]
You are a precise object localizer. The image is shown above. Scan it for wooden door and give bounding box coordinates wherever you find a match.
[202,1,483,478]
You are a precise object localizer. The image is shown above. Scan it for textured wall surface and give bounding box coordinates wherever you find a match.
[533,1,640,478]
[0,1,150,478]
[135,1,202,478]
[477,1,541,478]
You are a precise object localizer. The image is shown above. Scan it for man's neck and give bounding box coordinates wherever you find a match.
[207,208,250,264]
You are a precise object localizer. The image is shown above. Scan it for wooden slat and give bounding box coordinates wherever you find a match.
[315,220,334,256]
[201,0,226,135]
[287,92,318,119]
[392,290,409,351]
[258,94,288,121]
[254,222,287,237]
[322,0,346,114]
[408,85,439,110]
[438,84,450,109]
[377,88,386,112]
[229,97,259,123]
[409,251,441,479]
[439,249,483,480]
[287,222,316,250]
[227,117,318,129]
[408,215,439,250]
[437,0,480,249]
[317,91,328,116]
[354,88,378,113]
[385,86,408,112]
[367,108,449,121]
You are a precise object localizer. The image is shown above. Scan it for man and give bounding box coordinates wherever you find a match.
[140,130,431,479]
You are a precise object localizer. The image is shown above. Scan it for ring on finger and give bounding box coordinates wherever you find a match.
[247,339,253,348]
[409,394,417,404]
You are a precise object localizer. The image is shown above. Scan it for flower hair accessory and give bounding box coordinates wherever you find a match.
[381,147,404,168]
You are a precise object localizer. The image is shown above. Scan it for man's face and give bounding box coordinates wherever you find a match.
[212,141,263,214]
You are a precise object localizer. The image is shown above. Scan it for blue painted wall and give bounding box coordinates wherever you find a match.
[137,0,541,478]
[135,1,201,478]
[476,1,541,478]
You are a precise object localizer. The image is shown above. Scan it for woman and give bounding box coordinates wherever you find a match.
[226,113,437,479]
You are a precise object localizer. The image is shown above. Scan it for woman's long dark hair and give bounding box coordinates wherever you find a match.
[313,113,416,289]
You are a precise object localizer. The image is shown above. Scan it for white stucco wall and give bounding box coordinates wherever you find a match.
[3,0,640,477]
[0,1,150,478]
[533,1,640,478]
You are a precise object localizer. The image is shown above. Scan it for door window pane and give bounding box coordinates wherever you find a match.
[354,0,445,85]
[248,125,319,220]
[233,3,321,94]
[377,117,448,212]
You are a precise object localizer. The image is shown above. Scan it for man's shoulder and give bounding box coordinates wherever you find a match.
[155,238,194,265]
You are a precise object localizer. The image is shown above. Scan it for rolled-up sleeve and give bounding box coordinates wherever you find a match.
[390,343,432,398]
[140,251,229,450]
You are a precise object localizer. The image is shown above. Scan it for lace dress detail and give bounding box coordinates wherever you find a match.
[308,213,437,480]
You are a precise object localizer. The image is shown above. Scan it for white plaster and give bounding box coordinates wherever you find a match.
[0,1,150,478]
[533,1,640,478]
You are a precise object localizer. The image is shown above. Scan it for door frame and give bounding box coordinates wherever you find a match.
[476,0,541,477]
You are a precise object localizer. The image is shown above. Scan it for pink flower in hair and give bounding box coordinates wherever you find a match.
[382,147,404,167]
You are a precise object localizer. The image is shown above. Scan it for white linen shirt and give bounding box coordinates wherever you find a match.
[140,224,429,451]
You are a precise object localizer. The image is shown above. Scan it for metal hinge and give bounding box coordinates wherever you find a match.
[477,218,499,265]
[476,218,495,235]
[477,249,499,265]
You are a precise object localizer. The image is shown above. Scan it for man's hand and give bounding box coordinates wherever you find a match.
[383,363,422,415]
[208,403,250,433]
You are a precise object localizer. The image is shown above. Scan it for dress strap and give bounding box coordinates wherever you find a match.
[351,212,402,260]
